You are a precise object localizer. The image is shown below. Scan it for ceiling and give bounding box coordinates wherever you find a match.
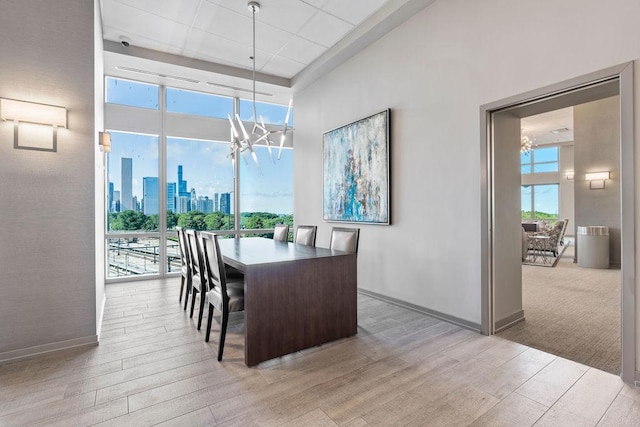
[521,107,574,147]
[99,1,574,133]
[100,0,401,102]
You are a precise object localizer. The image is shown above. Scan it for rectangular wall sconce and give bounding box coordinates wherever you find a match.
[99,131,111,153]
[0,98,67,152]
[565,171,574,180]
[585,171,610,189]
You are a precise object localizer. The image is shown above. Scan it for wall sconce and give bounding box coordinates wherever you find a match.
[99,131,111,153]
[565,171,574,180]
[0,98,67,152]
[585,171,610,189]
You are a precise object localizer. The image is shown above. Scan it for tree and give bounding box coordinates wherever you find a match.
[143,214,159,231]
[205,212,225,230]
[166,211,179,230]
[178,210,207,230]
[110,210,147,231]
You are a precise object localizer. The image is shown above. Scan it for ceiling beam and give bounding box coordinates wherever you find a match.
[292,0,437,91]
[103,40,291,88]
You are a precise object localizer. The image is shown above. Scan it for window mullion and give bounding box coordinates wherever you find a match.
[233,96,241,237]
[159,85,168,275]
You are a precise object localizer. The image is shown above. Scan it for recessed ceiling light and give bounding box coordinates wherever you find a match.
[550,127,570,134]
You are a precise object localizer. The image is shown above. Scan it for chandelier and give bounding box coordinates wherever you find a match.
[228,1,292,172]
[520,135,533,153]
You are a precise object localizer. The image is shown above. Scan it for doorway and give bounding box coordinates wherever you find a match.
[480,63,636,382]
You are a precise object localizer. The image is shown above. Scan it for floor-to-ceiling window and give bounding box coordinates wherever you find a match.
[104,77,294,280]
[521,146,560,220]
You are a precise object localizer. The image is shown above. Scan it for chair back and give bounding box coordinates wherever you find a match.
[176,226,190,270]
[273,224,289,242]
[201,232,228,308]
[330,227,360,253]
[186,229,206,289]
[295,225,317,246]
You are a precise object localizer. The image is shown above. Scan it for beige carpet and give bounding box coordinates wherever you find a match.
[498,239,621,374]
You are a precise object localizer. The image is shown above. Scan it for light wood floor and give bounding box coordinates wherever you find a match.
[1,278,640,426]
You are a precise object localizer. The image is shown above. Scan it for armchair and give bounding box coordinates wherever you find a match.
[526,218,568,257]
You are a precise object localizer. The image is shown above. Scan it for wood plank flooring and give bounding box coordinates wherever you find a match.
[1,277,639,426]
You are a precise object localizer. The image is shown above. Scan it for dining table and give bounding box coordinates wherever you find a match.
[217,237,358,367]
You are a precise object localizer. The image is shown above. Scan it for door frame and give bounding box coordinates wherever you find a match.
[480,62,636,383]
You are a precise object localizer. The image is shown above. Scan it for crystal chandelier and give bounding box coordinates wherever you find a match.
[228,1,292,171]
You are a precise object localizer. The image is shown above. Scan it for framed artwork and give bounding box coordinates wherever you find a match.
[323,109,390,225]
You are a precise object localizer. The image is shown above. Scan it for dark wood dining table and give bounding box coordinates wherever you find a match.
[217,237,358,367]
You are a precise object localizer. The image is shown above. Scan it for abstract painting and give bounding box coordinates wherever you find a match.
[323,109,390,224]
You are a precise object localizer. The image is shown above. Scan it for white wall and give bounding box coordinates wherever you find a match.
[574,96,621,266]
[0,0,98,360]
[293,0,640,327]
[559,145,575,236]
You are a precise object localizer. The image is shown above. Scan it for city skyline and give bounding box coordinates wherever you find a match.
[110,160,234,215]
[107,132,293,215]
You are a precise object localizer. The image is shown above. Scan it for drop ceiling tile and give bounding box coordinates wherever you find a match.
[278,35,325,64]
[260,54,307,78]
[102,0,191,49]
[107,0,201,26]
[205,0,318,34]
[301,0,329,9]
[185,29,271,70]
[321,0,388,25]
[297,10,354,48]
[193,2,292,54]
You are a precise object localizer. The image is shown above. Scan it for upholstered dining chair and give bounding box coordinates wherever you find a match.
[273,224,289,242]
[176,226,192,309]
[201,232,245,361]
[294,225,317,246]
[186,229,209,330]
[329,227,360,253]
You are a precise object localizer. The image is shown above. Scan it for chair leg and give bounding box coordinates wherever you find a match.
[183,278,191,311]
[218,309,229,361]
[205,305,214,342]
[197,291,207,330]
[190,289,198,318]
[179,276,185,302]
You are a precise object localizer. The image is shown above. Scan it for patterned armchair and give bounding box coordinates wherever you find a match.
[526,219,568,257]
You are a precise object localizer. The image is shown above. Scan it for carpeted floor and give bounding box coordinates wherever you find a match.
[498,239,621,374]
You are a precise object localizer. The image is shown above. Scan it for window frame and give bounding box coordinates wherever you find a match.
[104,76,294,282]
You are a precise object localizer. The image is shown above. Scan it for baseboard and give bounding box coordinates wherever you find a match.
[97,294,107,341]
[495,310,525,332]
[357,288,481,333]
[0,335,98,364]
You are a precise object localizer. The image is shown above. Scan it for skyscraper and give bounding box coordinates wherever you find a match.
[196,196,213,214]
[113,190,121,213]
[178,165,186,195]
[220,192,231,215]
[190,188,197,212]
[167,182,176,212]
[143,177,159,215]
[177,196,189,213]
[108,182,114,213]
[121,157,133,211]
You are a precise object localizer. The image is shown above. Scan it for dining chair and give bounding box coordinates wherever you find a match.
[176,226,192,309]
[329,227,360,253]
[295,225,317,246]
[201,232,245,361]
[186,229,209,330]
[273,224,289,242]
